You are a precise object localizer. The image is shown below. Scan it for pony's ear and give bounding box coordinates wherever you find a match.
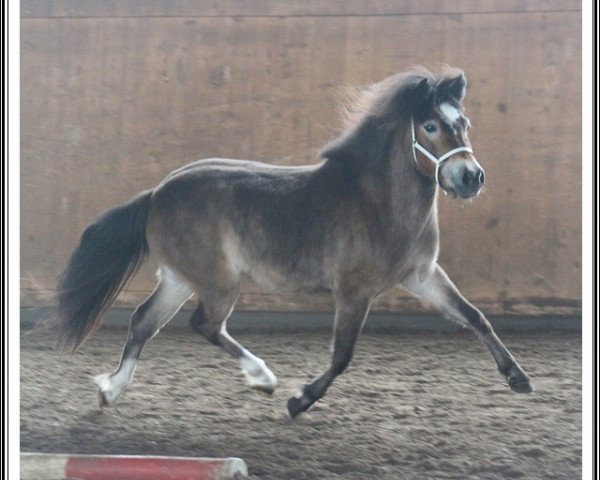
[406,77,434,115]
[414,77,433,100]
[438,72,467,102]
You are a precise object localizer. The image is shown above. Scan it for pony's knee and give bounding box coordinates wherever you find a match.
[189,304,223,344]
[469,311,493,336]
[192,321,221,346]
[458,303,493,335]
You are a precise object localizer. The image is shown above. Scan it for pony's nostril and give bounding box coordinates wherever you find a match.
[477,169,485,186]
[462,168,484,191]
[462,169,474,188]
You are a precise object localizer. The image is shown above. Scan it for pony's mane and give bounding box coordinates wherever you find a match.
[340,67,434,132]
[321,66,466,169]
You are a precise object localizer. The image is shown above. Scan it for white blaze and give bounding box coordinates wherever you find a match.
[439,103,461,124]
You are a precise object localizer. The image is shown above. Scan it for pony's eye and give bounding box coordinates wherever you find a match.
[423,123,437,133]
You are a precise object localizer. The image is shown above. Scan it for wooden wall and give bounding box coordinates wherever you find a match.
[21,1,582,315]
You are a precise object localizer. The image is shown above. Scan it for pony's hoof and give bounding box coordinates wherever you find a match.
[508,377,535,393]
[287,386,315,418]
[241,360,277,395]
[501,365,534,394]
[252,384,275,396]
[287,396,304,418]
[98,390,110,409]
[508,375,534,393]
[94,373,123,406]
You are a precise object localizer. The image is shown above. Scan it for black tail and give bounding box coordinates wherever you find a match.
[55,191,152,352]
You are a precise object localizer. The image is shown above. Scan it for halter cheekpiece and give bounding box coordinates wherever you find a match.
[410,118,473,188]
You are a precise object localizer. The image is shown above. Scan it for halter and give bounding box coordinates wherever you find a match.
[410,118,473,188]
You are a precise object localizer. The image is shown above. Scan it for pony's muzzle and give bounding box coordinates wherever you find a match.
[439,157,485,198]
[461,166,485,195]
[440,160,485,199]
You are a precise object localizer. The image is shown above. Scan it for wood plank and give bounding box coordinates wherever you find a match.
[21,0,581,18]
[21,11,581,314]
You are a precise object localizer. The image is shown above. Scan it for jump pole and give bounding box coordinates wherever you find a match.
[21,453,248,480]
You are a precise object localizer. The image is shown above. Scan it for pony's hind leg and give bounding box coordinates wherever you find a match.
[95,266,193,407]
[190,296,277,394]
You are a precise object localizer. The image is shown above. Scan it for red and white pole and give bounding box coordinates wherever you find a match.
[21,453,248,480]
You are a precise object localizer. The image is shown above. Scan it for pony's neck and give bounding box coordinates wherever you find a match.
[387,130,439,227]
[318,122,439,230]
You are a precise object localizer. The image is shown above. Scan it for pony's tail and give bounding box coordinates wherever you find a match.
[55,190,153,353]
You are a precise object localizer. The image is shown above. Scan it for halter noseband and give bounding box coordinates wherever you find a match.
[411,118,473,187]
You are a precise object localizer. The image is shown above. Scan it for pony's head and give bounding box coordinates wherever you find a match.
[407,70,484,198]
[322,67,484,200]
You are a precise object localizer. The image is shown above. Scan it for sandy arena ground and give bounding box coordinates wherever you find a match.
[21,324,581,479]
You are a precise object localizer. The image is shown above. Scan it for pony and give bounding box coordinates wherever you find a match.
[55,67,533,418]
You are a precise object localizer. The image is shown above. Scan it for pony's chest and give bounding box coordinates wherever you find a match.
[379,221,440,282]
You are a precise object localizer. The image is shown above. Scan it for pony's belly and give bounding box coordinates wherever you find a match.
[242,263,330,295]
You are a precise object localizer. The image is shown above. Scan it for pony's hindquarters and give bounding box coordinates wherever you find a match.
[55,191,153,353]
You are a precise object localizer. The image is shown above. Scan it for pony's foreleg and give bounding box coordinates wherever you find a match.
[401,264,533,393]
[95,267,193,407]
[287,297,371,418]
[190,300,277,395]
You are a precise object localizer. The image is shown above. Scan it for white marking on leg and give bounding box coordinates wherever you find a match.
[95,359,137,405]
[439,102,461,124]
[94,266,194,407]
[159,265,195,299]
[150,264,195,339]
[239,351,277,391]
